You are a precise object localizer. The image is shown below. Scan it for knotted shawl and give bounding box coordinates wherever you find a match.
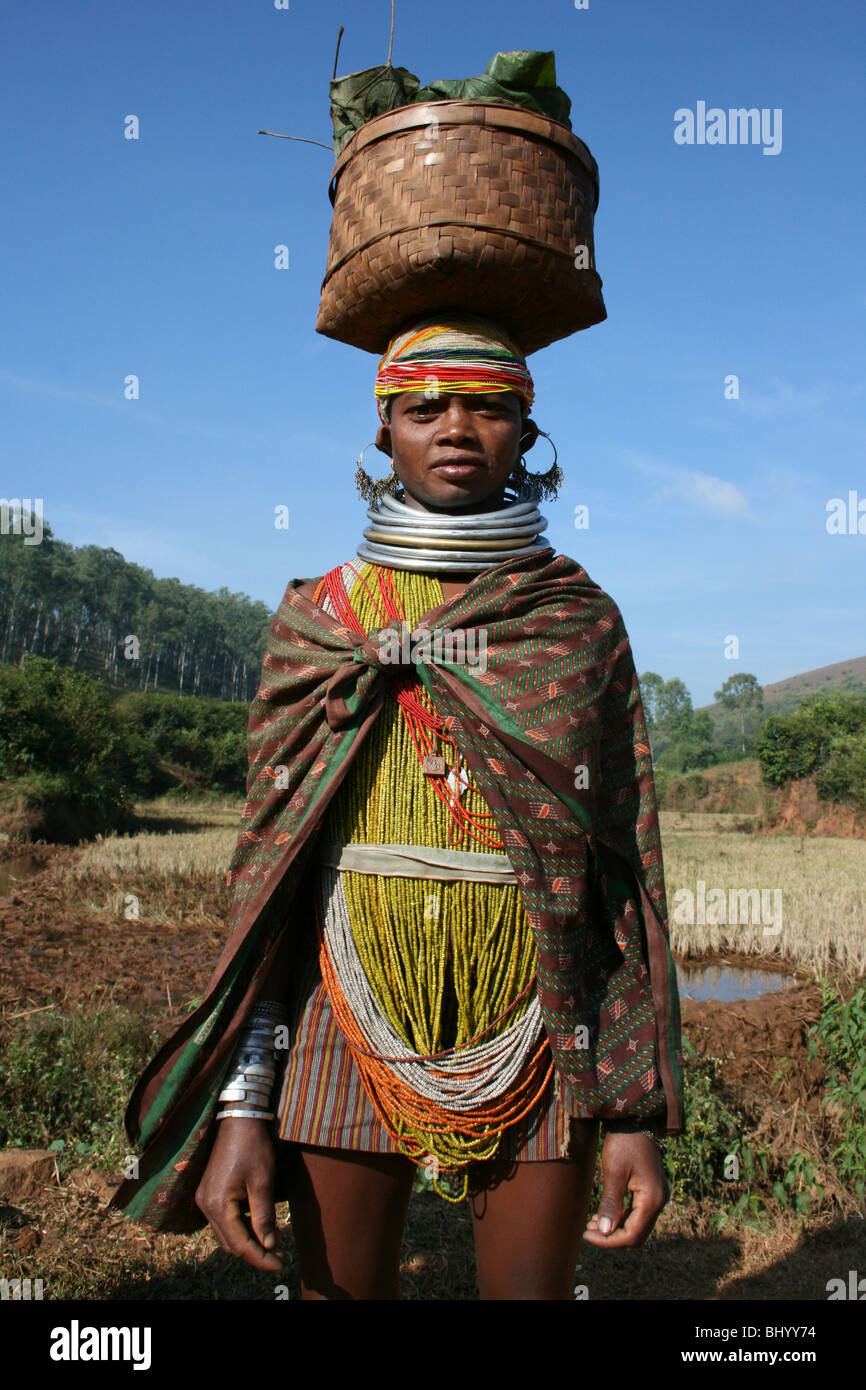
[112,547,683,1232]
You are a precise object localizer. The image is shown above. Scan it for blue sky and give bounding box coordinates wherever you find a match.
[2,0,863,704]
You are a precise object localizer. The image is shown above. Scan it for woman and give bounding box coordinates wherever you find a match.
[114,316,683,1300]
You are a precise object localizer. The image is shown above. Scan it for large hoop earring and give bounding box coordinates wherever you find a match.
[354,442,404,504]
[510,429,563,502]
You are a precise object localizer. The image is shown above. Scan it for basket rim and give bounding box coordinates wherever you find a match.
[329,98,599,190]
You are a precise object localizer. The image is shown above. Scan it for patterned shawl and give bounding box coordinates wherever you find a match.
[112,547,683,1232]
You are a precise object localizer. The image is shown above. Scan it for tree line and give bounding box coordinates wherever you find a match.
[0,517,272,702]
[639,670,765,771]
[642,668,866,810]
[1,656,864,843]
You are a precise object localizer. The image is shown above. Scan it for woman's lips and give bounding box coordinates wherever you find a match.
[431,459,485,476]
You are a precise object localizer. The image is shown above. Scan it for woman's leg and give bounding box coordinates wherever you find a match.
[468,1119,600,1300]
[280,1142,416,1300]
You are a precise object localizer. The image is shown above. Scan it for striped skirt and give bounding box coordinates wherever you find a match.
[273,866,580,1162]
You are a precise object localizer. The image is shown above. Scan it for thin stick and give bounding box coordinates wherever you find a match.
[258,129,333,151]
[6,1003,55,1020]
[333,24,344,80]
[386,0,395,66]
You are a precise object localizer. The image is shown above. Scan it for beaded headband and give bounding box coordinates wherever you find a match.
[375,315,534,423]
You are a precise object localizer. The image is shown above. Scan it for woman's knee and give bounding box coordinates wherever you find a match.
[279,1143,415,1299]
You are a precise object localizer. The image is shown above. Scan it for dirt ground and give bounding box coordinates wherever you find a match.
[663,758,866,839]
[2,1157,863,1303]
[0,844,221,1033]
[681,969,825,1118]
[768,777,866,839]
[1,842,863,1301]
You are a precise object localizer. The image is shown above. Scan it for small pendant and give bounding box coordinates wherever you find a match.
[422,729,447,777]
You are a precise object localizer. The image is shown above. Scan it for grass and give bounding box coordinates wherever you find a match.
[0,1005,159,1176]
[68,800,866,978]
[660,815,866,976]
[65,799,239,929]
[75,796,240,875]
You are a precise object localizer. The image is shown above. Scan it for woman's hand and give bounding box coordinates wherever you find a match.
[195,1119,282,1272]
[582,1130,669,1249]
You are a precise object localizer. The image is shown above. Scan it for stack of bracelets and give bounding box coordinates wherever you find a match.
[215,999,288,1123]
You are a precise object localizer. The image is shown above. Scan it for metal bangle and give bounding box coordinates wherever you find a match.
[220,1070,276,1100]
[215,1109,275,1122]
[250,1001,289,1024]
[218,1086,273,1104]
[218,1002,288,1120]
[237,1041,279,1058]
[236,1033,280,1051]
[223,1071,275,1091]
[223,1059,278,1083]
[223,1066,275,1083]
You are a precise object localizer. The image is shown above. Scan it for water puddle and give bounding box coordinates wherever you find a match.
[676,960,797,1003]
[0,854,44,896]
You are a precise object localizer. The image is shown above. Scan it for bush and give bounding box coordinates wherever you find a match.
[657,742,719,775]
[808,983,866,1199]
[664,1038,744,1204]
[0,1006,159,1174]
[116,691,249,795]
[814,735,866,808]
[0,660,252,836]
[656,769,711,811]
[0,658,139,836]
[756,690,866,792]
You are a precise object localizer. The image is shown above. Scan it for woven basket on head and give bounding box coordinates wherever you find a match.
[315,100,606,357]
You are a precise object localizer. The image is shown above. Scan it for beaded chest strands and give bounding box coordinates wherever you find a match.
[311,562,553,1198]
[316,866,551,1194]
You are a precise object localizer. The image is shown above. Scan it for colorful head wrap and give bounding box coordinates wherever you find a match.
[374,314,534,424]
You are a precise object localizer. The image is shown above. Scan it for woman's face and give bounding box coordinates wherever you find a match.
[375,391,537,513]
